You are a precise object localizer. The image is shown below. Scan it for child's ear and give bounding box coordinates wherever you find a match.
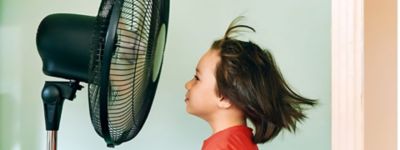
[217,96,232,109]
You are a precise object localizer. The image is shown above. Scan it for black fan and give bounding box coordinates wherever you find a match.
[36,0,169,149]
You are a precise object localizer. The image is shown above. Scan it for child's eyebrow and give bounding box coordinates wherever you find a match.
[196,68,201,74]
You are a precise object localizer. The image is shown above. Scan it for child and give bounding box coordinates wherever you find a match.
[184,17,316,150]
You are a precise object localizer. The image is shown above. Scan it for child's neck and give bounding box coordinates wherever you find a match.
[208,117,246,134]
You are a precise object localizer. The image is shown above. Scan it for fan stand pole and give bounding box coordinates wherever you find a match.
[47,131,57,150]
[41,80,82,150]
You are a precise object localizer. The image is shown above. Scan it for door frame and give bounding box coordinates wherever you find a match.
[331,0,364,149]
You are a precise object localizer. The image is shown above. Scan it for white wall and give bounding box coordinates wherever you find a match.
[0,0,330,149]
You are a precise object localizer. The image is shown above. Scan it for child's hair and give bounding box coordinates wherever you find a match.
[210,17,317,144]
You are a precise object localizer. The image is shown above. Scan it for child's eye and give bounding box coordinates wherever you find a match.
[194,75,199,80]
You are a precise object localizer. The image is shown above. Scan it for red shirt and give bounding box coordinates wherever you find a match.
[202,125,259,150]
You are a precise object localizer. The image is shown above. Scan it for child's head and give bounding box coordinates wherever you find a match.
[184,49,223,120]
[185,18,316,144]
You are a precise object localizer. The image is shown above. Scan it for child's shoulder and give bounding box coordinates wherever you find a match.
[202,125,258,150]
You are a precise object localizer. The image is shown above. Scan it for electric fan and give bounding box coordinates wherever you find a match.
[36,0,169,149]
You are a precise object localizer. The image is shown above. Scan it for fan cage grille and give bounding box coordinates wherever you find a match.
[88,0,163,146]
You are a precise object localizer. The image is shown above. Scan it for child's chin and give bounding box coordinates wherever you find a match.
[186,107,196,116]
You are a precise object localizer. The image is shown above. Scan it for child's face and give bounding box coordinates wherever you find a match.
[185,49,221,120]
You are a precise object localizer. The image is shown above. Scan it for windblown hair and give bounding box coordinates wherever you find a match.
[211,17,317,143]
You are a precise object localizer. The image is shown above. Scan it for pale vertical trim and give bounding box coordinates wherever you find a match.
[332,0,364,150]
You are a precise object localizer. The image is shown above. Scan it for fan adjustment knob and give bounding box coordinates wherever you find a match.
[42,85,61,104]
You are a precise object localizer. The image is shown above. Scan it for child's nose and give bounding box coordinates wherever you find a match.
[185,80,191,90]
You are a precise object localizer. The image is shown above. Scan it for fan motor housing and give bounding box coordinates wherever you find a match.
[36,14,95,82]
